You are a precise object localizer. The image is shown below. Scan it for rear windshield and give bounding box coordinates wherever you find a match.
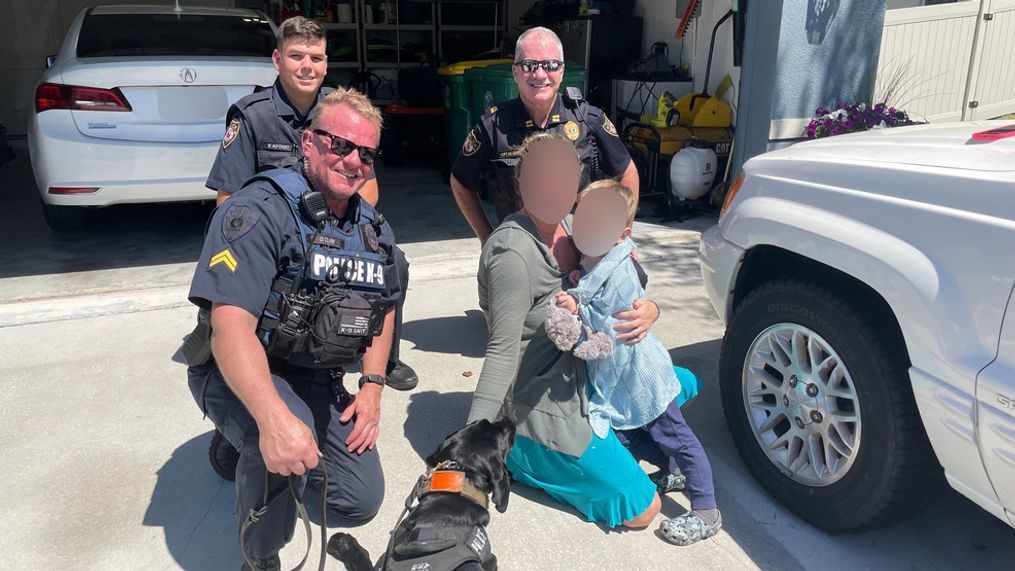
[77,14,275,58]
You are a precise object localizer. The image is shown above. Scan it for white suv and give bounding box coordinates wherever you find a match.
[699,122,1015,531]
[27,5,279,230]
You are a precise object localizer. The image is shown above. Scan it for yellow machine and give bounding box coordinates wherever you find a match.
[673,74,734,128]
[640,75,734,130]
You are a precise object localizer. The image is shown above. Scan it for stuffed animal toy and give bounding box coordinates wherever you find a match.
[545,299,614,360]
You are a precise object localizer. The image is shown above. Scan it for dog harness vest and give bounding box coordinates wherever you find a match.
[386,524,493,571]
[383,462,496,571]
[253,168,390,369]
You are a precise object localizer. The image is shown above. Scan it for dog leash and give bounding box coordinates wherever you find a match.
[381,472,425,565]
[240,458,330,571]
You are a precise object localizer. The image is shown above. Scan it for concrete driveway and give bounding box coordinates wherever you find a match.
[1,143,1012,570]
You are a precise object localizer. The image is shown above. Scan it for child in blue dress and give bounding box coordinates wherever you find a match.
[547,179,723,546]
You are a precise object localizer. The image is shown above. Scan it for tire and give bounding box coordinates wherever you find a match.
[208,429,239,482]
[41,202,89,231]
[719,277,939,532]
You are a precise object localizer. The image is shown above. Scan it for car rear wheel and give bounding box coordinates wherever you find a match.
[41,203,89,231]
[720,277,938,532]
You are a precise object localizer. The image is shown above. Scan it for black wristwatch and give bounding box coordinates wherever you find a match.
[358,374,386,389]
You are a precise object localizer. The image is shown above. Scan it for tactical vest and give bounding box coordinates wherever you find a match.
[253,168,389,369]
[487,98,601,223]
[384,524,494,571]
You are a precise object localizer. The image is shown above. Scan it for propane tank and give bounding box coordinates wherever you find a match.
[669,139,717,200]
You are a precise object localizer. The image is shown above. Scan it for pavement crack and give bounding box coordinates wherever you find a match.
[179,480,227,558]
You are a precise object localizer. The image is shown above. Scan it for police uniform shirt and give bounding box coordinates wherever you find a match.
[205,80,379,195]
[189,177,401,319]
[451,95,630,214]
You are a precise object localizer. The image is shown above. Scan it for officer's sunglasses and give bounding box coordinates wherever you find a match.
[312,129,381,165]
[514,59,565,73]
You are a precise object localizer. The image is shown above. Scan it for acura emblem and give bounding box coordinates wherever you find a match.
[180,67,197,83]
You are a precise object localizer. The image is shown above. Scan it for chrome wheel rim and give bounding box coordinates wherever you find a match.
[742,323,861,486]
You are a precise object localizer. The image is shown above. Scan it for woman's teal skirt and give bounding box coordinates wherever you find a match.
[507,428,656,528]
[506,366,701,527]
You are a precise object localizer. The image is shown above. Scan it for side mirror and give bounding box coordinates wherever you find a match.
[45,55,56,69]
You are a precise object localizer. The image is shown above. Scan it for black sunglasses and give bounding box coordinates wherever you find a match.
[514,59,565,73]
[312,129,381,165]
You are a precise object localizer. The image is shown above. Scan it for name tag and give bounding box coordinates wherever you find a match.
[311,253,385,288]
[261,142,295,153]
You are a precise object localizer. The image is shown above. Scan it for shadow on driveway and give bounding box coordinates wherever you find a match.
[143,431,241,571]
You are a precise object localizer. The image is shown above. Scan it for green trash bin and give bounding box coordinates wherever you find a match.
[464,62,588,126]
[438,59,512,173]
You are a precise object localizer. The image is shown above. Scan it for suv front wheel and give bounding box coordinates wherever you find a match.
[720,277,938,532]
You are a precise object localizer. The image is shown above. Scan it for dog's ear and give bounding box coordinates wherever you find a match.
[491,464,511,513]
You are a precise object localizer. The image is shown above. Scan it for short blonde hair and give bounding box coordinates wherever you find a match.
[310,87,384,131]
[514,131,579,178]
[579,179,637,227]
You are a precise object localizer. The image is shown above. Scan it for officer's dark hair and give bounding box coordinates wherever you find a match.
[276,16,326,51]
[514,132,578,178]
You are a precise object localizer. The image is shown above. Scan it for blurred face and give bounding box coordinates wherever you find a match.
[273,37,327,99]
[301,103,380,203]
[572,188,629,257]
[517,139,580,224]
[513,37,564,107]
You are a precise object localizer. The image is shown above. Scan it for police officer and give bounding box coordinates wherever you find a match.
[206,16,417,390]
[450,27,640,245]
[186,89,395,571]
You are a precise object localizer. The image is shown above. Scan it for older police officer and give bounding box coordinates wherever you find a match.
[206,16,416,389]
[187,89,396,571]
[450,27,639,245]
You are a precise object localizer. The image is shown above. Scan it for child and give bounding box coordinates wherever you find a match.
[547,179,722,546]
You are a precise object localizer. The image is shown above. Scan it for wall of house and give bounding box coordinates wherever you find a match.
[768,0,887,140]
[0,0,232,137]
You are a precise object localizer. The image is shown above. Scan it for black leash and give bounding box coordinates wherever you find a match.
[381,473,425,565]
[240,458,330,571]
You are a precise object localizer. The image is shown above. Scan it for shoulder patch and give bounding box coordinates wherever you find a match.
[208,248,238,272]
[463,129,481,156]
[222,203,262,242]
[222,119,241,150]
[602,116,618,137]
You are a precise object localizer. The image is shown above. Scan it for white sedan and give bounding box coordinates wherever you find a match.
[27,5,279,230]
[699,122,1015,531]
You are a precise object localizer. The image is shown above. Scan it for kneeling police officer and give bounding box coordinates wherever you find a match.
[184,89,397,571]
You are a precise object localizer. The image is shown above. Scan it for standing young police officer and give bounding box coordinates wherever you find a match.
[188,89,395,571]
[207,16,417,390]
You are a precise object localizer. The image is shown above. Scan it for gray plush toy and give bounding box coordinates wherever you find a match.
[545,298,614,360]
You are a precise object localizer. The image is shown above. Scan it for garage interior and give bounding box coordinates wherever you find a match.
[0,0,743,240]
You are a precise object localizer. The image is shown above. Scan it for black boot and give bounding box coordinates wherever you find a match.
[385,359,419,391]
[208,429,239,481]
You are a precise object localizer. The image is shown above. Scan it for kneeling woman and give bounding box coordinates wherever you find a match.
[467,133,661,528]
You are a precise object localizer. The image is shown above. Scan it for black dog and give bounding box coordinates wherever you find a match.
[329,417,516,571]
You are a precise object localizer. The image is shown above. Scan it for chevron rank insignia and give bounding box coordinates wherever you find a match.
[208,248,238,272]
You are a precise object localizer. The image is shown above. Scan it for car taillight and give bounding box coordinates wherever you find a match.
[35,83,132,113]
[719,172,746,220]
[49,187,100,194]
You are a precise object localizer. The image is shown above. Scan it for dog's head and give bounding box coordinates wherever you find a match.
[425,416,516,513]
